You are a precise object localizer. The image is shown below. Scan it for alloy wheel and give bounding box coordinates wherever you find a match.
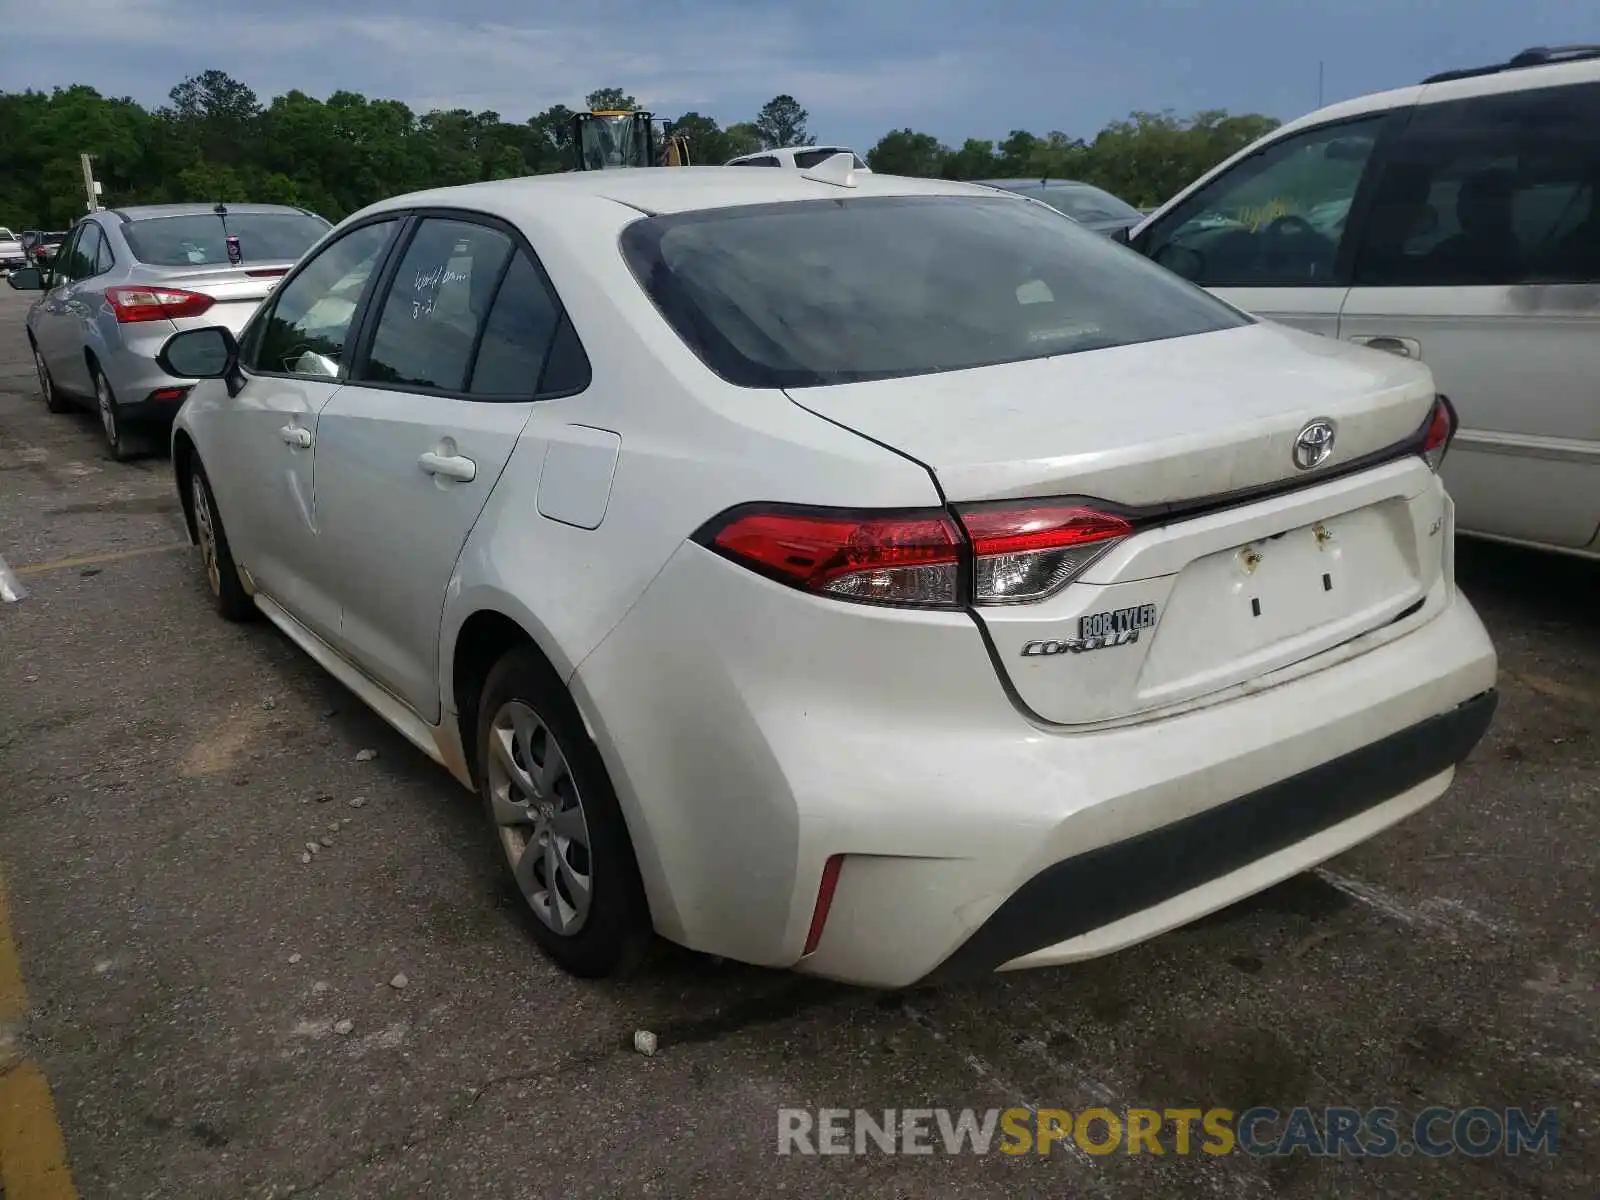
[191,475,222,596]
[484,699,594,935]
[96,374,118,448]
[33,349,50,404]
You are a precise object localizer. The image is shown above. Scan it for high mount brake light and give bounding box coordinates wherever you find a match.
[104,285,215,323]
[1421,395,1458,472]
[698,501,1132,609]
[957,503,1133,604]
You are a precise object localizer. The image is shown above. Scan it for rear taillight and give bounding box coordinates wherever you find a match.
[957,503,1132,605]
[104,285,215,323]
[1421,395,1457,472]
[698,500,1133,609]
[702,506,963,608]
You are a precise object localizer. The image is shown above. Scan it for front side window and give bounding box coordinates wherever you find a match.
[622,194,1248,389]
[52,226,91,282]
[250,220,398,377]
[1140,116,1386,286]
[1352,82,1600,286]
[123,211,331,267]
[358,218,513,392]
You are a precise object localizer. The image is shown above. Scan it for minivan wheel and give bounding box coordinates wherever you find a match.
[477,646,652,978]
[34,347,68,414]
[189,460,255,621]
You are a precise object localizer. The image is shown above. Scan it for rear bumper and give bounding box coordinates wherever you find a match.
[574,541,1498,989]
[921,688,1496,983]
[95,322,192,428]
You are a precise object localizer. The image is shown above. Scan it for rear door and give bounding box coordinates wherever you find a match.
[309,214,569,720]
[1132,113,1397,336]
[1338,78,1600,549]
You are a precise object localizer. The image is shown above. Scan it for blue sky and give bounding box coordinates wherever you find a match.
[2,0,1588,149]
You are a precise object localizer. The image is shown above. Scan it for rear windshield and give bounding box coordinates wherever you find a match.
[621,195,1247,388]
[123,212,331,267]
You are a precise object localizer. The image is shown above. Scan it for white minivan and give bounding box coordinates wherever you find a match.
[1121,46,1600,558]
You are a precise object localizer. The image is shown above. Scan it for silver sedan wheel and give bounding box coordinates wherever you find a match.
[95,373,118,447]
[485,700,593,935]
[33,349,51,403]
[191,475,222,596]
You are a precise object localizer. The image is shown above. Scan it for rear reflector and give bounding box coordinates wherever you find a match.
[958,503,1132,604]
[1421,395,1458,472]
[147,386,189,403]
[104,285,215,323]
[802,854,844,956]
[703,506,963,608]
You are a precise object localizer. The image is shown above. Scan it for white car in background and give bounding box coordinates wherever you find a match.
[726,145,870,171]
[157,168,1496,989]
[1122,45,1600,559]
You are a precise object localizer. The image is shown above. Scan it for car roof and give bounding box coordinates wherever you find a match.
[105,203,318,221]
[353,166,1006,221]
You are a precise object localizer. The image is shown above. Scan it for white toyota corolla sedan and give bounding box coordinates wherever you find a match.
[157,162,1498,989]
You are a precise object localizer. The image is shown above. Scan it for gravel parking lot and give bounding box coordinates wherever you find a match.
[1,285,1595,1199]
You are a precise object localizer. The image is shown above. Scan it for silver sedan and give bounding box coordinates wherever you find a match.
[8,203,331,459]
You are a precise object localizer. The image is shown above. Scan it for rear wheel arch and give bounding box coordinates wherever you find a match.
[451,610,570,789]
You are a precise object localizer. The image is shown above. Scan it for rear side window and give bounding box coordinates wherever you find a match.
[359,219,513,392]
[622,195,1248,389]
[69,224,104,280]
[1353,82,1600,286]
[468,251,561,396]
[123,212,330,267]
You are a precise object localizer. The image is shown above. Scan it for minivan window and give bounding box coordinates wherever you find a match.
[1352,82,1600,286]
[1139,115,1385,286]
[124,212,331,267]
[622,195,1248,389]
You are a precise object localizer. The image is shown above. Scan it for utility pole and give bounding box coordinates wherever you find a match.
[80,153,103,212]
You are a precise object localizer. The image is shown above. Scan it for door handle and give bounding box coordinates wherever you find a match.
[1349,335,1420,359]
[418,451,476,482]
[279,424,312,448]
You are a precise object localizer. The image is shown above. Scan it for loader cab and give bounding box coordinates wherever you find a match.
[572,110,691,169]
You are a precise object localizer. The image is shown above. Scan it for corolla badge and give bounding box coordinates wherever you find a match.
[1292,419,1337,470]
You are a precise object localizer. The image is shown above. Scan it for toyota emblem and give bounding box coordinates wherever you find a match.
[1292,419,1336,470]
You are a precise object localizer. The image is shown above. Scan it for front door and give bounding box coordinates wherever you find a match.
[219,218,403,641]
[310,216,565,720]
[33,225,95,394]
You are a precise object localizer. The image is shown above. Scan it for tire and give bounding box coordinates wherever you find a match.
[476,646,653,978]
[33,345,69,414]
[188,459,255,622]
[92,366,143,462]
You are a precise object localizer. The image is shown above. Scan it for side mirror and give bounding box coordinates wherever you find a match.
[6,266,43,291]
[157,326,244,396]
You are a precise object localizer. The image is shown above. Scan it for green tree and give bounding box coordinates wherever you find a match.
[585,88,637,112]
[865,128,948,177]
[753,95,813,149]
[722,122,764,158]
[664,111,732,165]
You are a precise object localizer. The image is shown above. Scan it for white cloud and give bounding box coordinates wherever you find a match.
[1,0,986,127]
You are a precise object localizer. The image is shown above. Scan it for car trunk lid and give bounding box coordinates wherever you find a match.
[786,323,1449,724]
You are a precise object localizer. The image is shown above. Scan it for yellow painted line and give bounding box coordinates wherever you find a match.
[0,869,80,1199]
[12,542,188,578]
